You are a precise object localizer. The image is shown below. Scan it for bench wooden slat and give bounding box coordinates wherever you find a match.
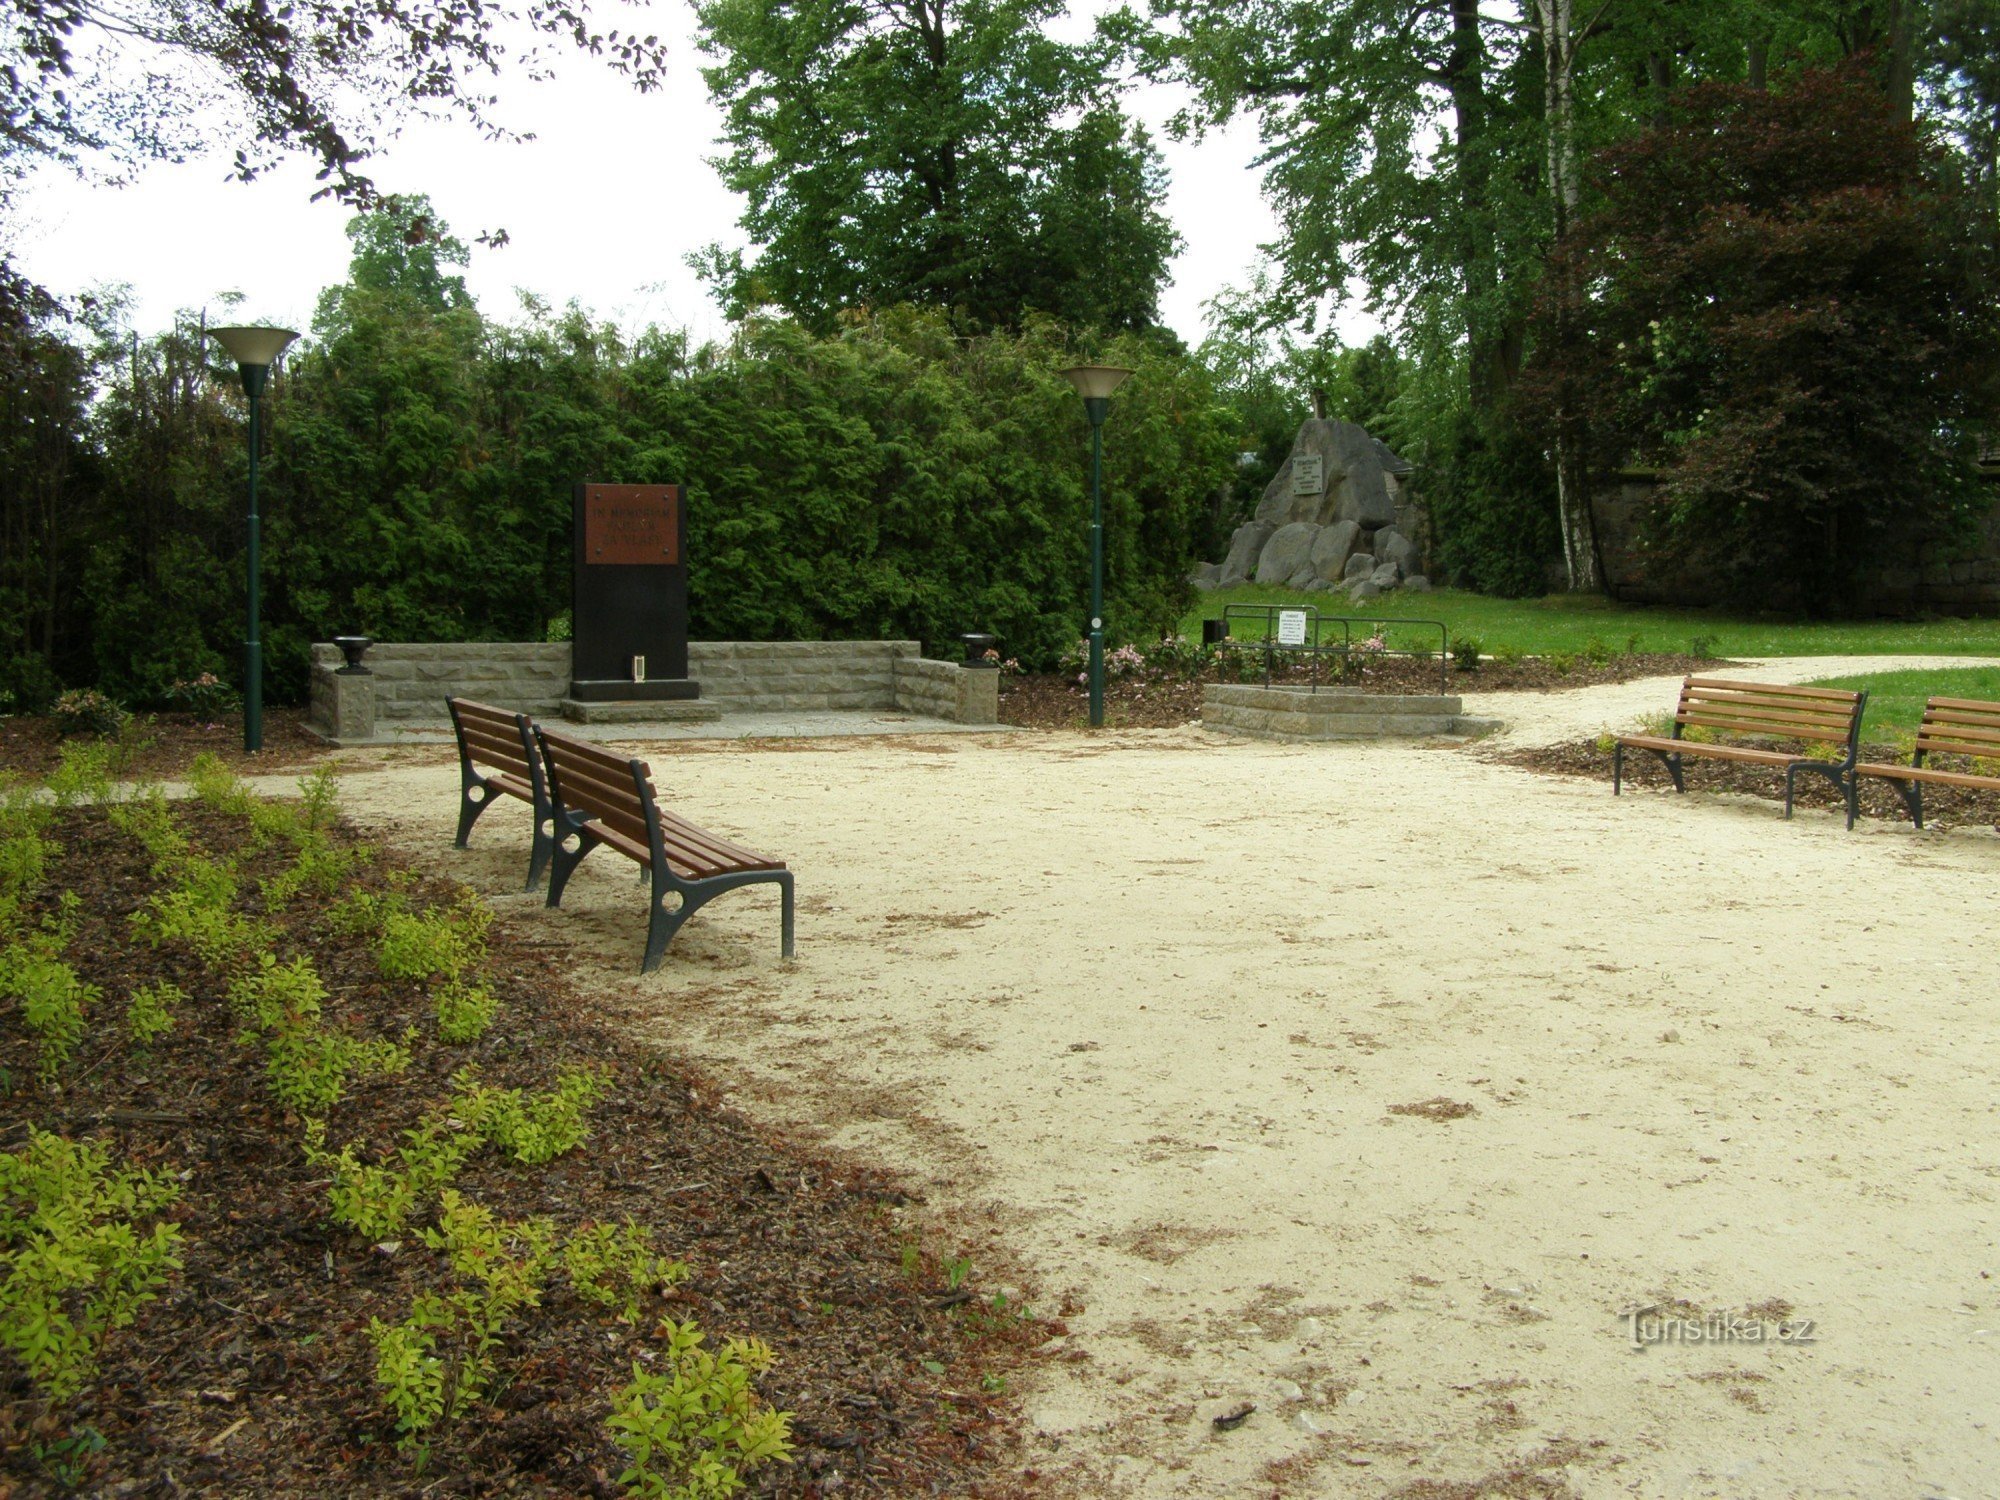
[1614,734,1806,767]
[1915,739,2000,762]
[1681,688,1860,717]
[1923,696,2000,715]
[1683,677,1862,701]
[1918,718,2000,745]
[456,722,535,770]
[1678,711,1850,740]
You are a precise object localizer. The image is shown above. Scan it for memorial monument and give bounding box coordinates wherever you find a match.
[566,482,701,706]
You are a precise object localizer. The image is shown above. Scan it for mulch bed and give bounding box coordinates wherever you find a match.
[999,653,1731,731]
[0,710,331,781]
[1499,737,2000,829]
[0,799,1048,1496]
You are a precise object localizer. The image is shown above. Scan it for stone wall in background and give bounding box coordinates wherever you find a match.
[1589,473,2000,613]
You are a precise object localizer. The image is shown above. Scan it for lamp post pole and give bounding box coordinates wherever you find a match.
[1085,396,1108,727]
[1059,365,1134,729]
[208,326,299,753]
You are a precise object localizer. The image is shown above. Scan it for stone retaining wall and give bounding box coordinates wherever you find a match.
[1202,683,1493,741]
[892,656,999,725]
[309,640,996,740]
[309,643,570,731]
[688,640,915,712]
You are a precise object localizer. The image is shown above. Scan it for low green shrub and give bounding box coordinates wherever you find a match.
[562,1221,687,1324]
[1451,635,1483,672]
[607,1320,794,1499]
[0,1130,183,1402]
[452,1067,609,1166]
[124,982,181,1045]
[0,895,97,1086]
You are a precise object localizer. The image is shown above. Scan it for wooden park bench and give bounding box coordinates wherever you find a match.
[535,728,795,973]
[1613,677,1869,828]
[1855,697,2000,828]
[447,698,554,890]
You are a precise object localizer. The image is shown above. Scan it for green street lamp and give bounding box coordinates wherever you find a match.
[208,325,298,753]
[1059,363,1133,728]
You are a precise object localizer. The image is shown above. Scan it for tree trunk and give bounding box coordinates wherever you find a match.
[1536,0,1603,594]
[1447,0,1512,415]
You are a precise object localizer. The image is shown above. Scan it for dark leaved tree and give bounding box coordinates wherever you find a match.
[1531,65,2000,613]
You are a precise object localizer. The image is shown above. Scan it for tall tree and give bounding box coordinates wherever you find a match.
[693,0,1179,332]
[1531,66,2000,612]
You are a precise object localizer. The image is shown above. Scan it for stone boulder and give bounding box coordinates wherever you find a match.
[1255,522,1321,586]
[1342,551,1376,583]
[1370,562,1401,589]
[1253,418,1400,529]
[1190,561,1221,587]
[1349,579,1383,603]
[1310,520,1362,582]
[1375,527,1423,578]
[1219,521,1276,586]
[1403,574,1432,592]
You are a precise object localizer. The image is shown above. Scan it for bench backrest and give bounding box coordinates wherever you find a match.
[536,729,660,851]
[1915,697,2000,763]
[448,698,545,790]
[1674,677,1866,754]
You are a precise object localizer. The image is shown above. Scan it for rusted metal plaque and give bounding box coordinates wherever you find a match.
[583,484,680,566]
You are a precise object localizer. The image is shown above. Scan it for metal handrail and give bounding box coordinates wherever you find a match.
[1214,606,1451,693]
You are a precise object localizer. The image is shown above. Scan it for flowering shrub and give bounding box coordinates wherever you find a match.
[1105,644,1147,680]
[165,673,240,720]
[50,690,127,738]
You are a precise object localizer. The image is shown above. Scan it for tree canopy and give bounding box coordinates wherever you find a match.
[0,0,669,214]
[693,0,1179,332]
[1531,65,2000,612]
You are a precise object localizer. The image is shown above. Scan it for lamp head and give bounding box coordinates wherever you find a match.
[208,326,299,396]
[1059,364,1134,403]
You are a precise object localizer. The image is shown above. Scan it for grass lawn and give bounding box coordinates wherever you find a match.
[1804,665,2000,737]
[1180,584,2000,658]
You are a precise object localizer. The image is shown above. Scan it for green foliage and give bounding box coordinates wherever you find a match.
[1451,635,1483,672]
[1539,66,2000,613]
[105,788,186,866]
[369,1191,557,1443]
[376,896,490,983]
[131,852,271,968]
[451,1067,610,1166]
[0,894,97,1086]
[123,981,180,1046]
[231,955,409,1117]
[163,673,239,719]
[186,753,257,816]
[562,1221,688,1324]
[434,978,498,1046]
[0,1131,183,1402]
[50,690,127,739]
[43,741,116,807]
[1582,637,1613,667]
[693,0,1175,333]
[306,1112,485,1241]
[608,1320,794,1499]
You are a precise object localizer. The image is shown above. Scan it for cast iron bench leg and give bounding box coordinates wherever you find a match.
[545,815,600,908]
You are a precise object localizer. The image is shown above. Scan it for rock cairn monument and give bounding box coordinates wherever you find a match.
[1191,419,1425,602]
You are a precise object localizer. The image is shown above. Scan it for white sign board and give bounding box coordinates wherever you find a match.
[1291,454,1325,496]
[1276,610,1309,647]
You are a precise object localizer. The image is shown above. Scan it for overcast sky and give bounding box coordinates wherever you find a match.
[7,7,1381,352]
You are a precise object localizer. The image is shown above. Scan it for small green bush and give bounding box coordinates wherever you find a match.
[452,1067,609,1166]
[607,1320,794,1499]
[0,1130,183,1402]
[1451,635,1483,672]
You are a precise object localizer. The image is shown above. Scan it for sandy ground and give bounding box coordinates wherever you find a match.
[309,658,1999,1499]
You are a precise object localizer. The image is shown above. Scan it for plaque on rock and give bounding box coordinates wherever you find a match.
[1291,454,1325,497]
[569,482,699,703]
